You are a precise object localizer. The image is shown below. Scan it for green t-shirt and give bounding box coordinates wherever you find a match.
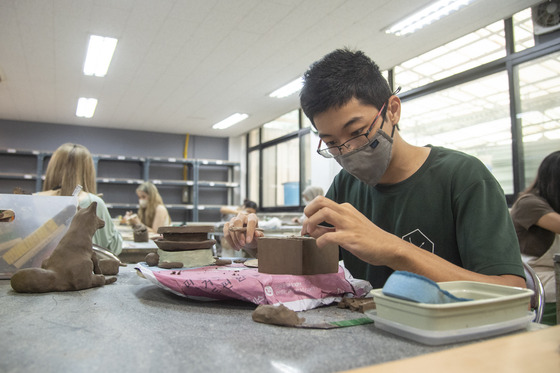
[326,146,524,288]
[79,193,123,256]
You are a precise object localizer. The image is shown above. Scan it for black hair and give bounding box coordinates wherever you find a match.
[243,199,258,212]
[524,150,560,212]
[300,48,392,126]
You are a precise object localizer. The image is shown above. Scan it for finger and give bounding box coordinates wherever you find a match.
[305,207,339,236]
[229,214,251,249]
[305,225,336,240]
[303,195,337,216]
[244,213,259,244]
[223,221,242,251]
[315,229,340,248]
[222,222,234,249]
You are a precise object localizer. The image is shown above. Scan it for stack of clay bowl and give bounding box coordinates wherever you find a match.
[152,225,216,269]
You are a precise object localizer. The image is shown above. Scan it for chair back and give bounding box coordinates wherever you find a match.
[523,262,545,323]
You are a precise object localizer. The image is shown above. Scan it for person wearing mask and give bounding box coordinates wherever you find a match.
[37,143,123,256]
[510,150,560,325]
[126,181,171,234]
[223,48,525,290]
[293,186,324,224]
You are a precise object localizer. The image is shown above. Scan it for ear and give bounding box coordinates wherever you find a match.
[386,95,401,127]
[87,201,98,212]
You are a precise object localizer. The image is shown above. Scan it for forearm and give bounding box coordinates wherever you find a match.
[537,212,560,234]
[388,239,525,287]
[220,206,238,215]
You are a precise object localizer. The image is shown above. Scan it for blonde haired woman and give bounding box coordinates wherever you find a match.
[126,181,171,233]
[37,143,123,255]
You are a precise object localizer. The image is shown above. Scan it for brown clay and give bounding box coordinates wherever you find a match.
[10,202,117,293]
[214,258,232,266]
[145,252,159,266]
[252,304,305,326]
[337,297,376,313]
[133,224,149,242]
[257,236,338,275]
[98,259,120,275]
[158,261,183,269]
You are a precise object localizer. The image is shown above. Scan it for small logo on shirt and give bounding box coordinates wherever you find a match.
[402,229,434,253]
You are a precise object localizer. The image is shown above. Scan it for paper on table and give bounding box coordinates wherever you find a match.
[135,262,372,312]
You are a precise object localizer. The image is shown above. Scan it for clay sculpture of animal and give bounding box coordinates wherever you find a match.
[10,202,117,293]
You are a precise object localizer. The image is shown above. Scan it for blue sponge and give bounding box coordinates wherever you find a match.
[382,271,472,304]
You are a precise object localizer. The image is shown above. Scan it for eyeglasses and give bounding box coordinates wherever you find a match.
[316,102,386,158]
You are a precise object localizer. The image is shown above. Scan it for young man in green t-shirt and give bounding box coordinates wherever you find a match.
[224,48,525,289]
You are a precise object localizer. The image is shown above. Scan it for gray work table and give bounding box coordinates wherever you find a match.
[0,265,523,373]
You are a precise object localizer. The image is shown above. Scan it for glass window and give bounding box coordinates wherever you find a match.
[247,150,260,205]
[400,71,514,193]
[261,110,300,142]
[262,137,300,207]
[301,132,311,189]
[395,21,506,92]
[301,110,312,129]
[381,70,389,82]
[513,8,535,53]
[517,50,560,187]
[248,128,260,147]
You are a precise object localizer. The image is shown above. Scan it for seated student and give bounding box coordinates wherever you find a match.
[223,48,525,290]
[292,186,324,224]
[37,143,123,256]
[220,199,258,221]
[126,181,171,234]
[510,150,560,325]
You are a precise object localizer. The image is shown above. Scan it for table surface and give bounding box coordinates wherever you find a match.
[0,264,551,373]
[344,324,560,372]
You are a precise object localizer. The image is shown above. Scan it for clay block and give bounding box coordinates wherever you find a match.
[157,225,215,234]
[157,225,214,242]
[257,236,338,275]
[133,224,149,242]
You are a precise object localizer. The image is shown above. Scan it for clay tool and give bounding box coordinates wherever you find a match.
[301,224,335,237]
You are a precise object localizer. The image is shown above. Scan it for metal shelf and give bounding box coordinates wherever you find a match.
[0,148,240,222]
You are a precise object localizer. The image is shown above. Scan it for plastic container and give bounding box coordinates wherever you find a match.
[366,310,534,345]
[370,281,533,331]
[0,194,77,279]
[283,182,299,206]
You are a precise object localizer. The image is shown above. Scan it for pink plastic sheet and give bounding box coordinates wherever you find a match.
[135,263,372,311]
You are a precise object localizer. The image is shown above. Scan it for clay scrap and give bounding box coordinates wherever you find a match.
[337,297,376,313]
[10,202,117,293]
[133,224,149,242]
[252,304,305,327]
[152,225,216,268]
[257,236,338,275]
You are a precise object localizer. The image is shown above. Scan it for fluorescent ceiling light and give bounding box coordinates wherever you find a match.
[83,35,118,77]
[76,98,98,118]
[212,113,249,130]
[269,77,303,98]
[385,0,477,36]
